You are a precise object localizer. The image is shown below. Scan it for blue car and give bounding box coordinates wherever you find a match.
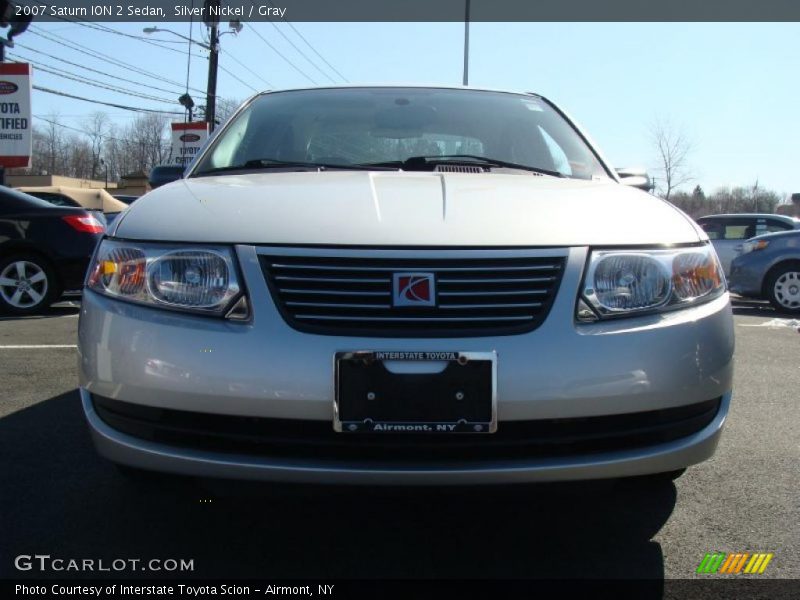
[729,229,800,313]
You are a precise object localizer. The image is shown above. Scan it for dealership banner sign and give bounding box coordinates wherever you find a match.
[0,63,32,169]
[170,122,208,168]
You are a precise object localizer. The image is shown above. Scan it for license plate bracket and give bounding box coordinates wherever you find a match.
[334,351,497,433]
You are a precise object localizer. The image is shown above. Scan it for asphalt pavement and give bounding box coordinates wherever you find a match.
[0,298,797,583]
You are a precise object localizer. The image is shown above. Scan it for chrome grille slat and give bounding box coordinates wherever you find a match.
[259,252,566,338]
[286,302,392,309]
[282,289,390,296]
[439,277,556,284]
[439,303,543,309]
[294,315,535,322]
[275,276,391,283]
[439,289,548,296]
[272,263,561,272]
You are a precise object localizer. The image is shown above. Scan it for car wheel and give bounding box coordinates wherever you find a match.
[766,262,800,314]
[0,253,60,315]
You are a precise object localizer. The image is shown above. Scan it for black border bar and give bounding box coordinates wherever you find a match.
[4,579,800,599]
[12,1,800,23]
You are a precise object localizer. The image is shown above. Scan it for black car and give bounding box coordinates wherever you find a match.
[0,186,104,315]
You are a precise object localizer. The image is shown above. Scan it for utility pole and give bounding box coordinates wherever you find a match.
[205,0,220,132]
[462,0,470,86]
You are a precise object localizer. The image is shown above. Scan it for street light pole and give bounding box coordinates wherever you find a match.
[462,0,470,86]
[205,0,220,133]
[143,12,241,132]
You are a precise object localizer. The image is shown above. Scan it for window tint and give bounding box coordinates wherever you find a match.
[698,219,723,240]
[759,219,794,234]
[721,219,756,240]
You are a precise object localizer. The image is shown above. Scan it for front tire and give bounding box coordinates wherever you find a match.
[0,253,60,315]
[765,262,800,314]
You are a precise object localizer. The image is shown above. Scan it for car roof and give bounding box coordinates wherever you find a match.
[697,213,800,223]
[256,84,543,98]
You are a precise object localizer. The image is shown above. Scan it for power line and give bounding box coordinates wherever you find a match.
[14,43,191,97]
[249,24,319,85]
[32,85,184,115]
[224,51,274,89]
[74,22,190,46]
[8,54,179,104]
[29,27,210,97]
[218,63,259,93]
[15,1,200,53]
[264,0,348,82]
[264,20,337,84]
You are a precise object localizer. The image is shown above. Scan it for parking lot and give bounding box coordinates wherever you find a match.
[0,297,797,580]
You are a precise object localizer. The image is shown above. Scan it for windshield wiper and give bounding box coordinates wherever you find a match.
[193,158,395,176]
[360,155,565,177]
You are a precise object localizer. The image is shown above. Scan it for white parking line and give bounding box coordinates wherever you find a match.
[0,345,78,349]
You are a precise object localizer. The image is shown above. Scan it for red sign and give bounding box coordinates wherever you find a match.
[170,121,209,167]
[0,63,32,169]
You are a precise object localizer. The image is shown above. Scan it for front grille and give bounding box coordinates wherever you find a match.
[259,252,566,337]
[93,396,722,464]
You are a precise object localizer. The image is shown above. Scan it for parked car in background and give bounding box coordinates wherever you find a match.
[113,195,140,205]
[0,186,104,315]
[17,186,129,227]
[729,229,800,313]
[80,86,734,486]
[695,213,800,275]
[148,165,185,190]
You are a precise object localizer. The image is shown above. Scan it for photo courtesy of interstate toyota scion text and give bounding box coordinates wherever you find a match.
[78,86,734,485]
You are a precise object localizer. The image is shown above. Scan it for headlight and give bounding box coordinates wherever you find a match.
[578,245,725,321]
[87,239,249,319]
[741,239,769,254]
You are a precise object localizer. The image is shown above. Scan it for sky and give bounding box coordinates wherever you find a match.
[10,20,800,197]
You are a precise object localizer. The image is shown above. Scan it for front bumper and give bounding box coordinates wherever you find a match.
[729,258,765,298]
[79,245,735,484]
[82,388,730,484]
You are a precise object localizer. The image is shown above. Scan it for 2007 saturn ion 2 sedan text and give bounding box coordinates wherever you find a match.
[79,86,734,485]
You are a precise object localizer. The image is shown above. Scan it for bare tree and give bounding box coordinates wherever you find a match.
[650,118,693,201]
[121,113,171,174]
[82,111,109,180]
[37,112,65,175]
[215,97,241,126]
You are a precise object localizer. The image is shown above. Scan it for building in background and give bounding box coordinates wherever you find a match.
[776,193,800,218]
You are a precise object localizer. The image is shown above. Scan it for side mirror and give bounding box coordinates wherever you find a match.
[616,167,653,192]
[148,165,185,190]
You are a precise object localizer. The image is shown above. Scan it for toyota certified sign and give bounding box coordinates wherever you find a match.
[0,63,32,169]
[170,122,209,167]
[393,273,436,307]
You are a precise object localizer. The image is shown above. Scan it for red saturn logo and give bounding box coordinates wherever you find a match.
[393,273,436,307]
[0,81,18,94]
[179,133,201,142]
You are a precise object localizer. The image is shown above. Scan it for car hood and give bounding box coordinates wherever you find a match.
[114,171,702,246]
[748,229,800,242]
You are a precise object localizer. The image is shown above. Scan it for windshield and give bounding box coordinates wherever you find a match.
[192,87,610,180]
